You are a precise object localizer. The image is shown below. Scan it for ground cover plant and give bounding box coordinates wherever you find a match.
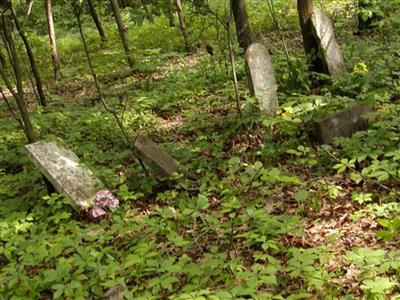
[1,0,400,299]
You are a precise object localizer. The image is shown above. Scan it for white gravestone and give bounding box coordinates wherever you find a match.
[311,9,346,76]
[245,43,279,114]
[25,141,102,211]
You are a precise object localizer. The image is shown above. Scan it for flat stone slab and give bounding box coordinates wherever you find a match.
[245,43,279,114]
[315,102,372,144]
[25,141,101,210]
[311,9,346,76]
[133,134,180,178]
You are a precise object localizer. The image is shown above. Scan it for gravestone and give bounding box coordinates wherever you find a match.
[315,102,372,144]
[104,285,125,300]
[245,43,279,114]
[311,9,346,76]
[25,141,102,210]
[133,134,180,178]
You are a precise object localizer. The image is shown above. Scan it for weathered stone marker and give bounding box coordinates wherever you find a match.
[25,141,101,210]
[245,43,279,114]
[133,134,180,178]
[104,285,125,300]
[315,102,372,144]
[311,9,346,76]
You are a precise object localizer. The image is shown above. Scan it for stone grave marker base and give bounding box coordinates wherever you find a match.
[315,102,372,144]
[133,134,180,178]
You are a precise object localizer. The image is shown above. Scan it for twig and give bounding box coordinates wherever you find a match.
[226,9,243,120]
[12,30,40,105]
[74,5,149,177]
[266,0,290,59]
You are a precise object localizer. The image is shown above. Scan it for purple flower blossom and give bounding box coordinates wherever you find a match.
[89,206,107,220]
[92,189,119,209]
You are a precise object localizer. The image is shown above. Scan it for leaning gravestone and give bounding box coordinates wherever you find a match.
[26,141,118,218]
[311,9,346,76]
[245,43,279,114]
[315,102,372,144]
[133,134,180,178]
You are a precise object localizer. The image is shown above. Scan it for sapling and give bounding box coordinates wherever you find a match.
[72,0,148,176]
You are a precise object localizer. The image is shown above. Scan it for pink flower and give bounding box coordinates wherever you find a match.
[90,206,107,220]
[92,189,119,209]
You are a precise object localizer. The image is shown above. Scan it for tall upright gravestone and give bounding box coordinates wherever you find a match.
[245,43,279,114]
[311,9,346,76]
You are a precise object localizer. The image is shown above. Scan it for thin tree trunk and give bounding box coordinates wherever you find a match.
[175,0,190,52]
[0,16,35,143]
[1,14,55,194]
[0,85,28,137]
[10,3,47,107]
[297,0,325,73]
[45,0,61,80]
[75,8,148,176]
[230,0,252,52]
[110,0,133,67]
[226,18,242,119]
[87,0,106,42]
[17,38,41,104]
[75,12,102,105]
[168,11,175,27]
[167,0,175,27]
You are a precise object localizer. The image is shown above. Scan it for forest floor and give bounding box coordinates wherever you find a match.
[1,3,400,299]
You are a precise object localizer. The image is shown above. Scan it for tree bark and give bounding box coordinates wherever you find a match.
[87,0,106,42]
[1,13,55,194]
[10,3,47,107]
[110,0,133,67]
[297,0,324,73]
[45,0,61,80]
[230,0,252,52]
[175,0,190,52]
[0,16,35,143]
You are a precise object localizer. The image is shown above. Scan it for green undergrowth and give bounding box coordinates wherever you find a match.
[1,0,400,299]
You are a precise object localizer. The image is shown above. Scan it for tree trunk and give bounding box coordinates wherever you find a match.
[87,0,106,42]
[110,0,133,67]
[168,11,175,27]
[297,0,324,73]
[1,14,55,194]
[10,3,47,107]
[45,0,61,80]
[230,0,252,52]
[0,16,35,143]
[175,0,190,52]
